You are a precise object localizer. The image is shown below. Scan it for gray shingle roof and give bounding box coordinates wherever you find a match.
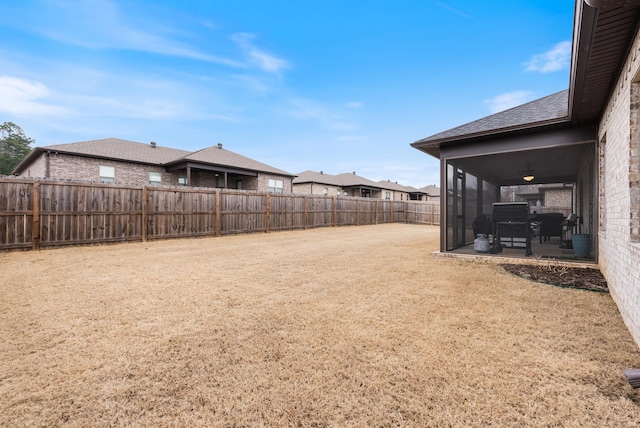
[293,170,344,186]
[169,144,292,176]
[14,138,293,176]
[43,138,190,164]
[295,170,421,191]
[334,172,382,188]
[418,185,440,196]
[414,90,569,145]
[376,180,419,193]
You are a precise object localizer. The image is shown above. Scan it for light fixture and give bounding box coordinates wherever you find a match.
[523,168,535,182]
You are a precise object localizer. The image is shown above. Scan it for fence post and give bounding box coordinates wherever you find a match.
[404,201,408,224]
[32,181,40,251]
[266,193,271,233]
[215,190,221,237]
[141,186,148,242]
[333,196,337,227]
[303,195,308,230]
[375,200,378,225]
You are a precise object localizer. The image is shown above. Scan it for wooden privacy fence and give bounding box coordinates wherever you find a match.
[0,178,440,251]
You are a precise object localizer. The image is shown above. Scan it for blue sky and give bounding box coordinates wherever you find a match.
[0,0,574,188]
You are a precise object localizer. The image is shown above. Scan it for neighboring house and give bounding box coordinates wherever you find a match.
[12,138,295,193]
[410,0,640,346]
[293,170,431,200]
[419,185,440,202]
[293,170,349,197]
[376,180,425,201]
[501,184,573,216]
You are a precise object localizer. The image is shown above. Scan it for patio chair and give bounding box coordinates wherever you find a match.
[560,214,578,248]
[537,213,565,243]
[472,214,492,237]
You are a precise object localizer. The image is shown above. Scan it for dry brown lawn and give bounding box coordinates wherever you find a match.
[1,224,639,427]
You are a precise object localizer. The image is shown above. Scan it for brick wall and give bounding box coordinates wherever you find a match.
[293,183,343,196]
[257,174,293,193]
[17,153,293,192]
[597,26,640,347]
[18,153,46,178]
[43,153,174,185]
[543,189,572,209]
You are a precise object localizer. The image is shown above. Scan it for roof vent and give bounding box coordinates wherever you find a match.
[150,141,157,148]
[352,171,356,175]
[217,143,223,149]
[320,171,323,174]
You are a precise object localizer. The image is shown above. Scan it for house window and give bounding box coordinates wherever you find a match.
[149,172,162,186]
[99,165,115,183]
[236,180,242,190]
[324,187,329,196]
[385,192,391,200]
[268,178,284,193]
[178,176,187,186]
[337,190,341,196]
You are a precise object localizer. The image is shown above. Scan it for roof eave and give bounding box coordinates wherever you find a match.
[411,116,571,158]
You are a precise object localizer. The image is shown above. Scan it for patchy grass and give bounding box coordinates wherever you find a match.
[1,224,639,427]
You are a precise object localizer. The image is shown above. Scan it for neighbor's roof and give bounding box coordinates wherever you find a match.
[13,138,293,176]
[17,138,190,170]
[418,185,440,196]
[334,172,383,188]
[413,90,569,148]
[295,170,429,192]
[167,144,293,176]
[376,180,420,193]
[293,170,343,186]
[294,170,387,189]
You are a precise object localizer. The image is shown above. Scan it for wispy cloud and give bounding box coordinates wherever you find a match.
[0,76,70,116]
[429,1,475,19]
[231,33,289,73]
[24,0,242,67]
[524,41,572,73]
[483,90,534,114]
[346,101,363,109]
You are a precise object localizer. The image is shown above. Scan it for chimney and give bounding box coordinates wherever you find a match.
[217,143,223,149]
[150,141,157,148]
[352,171,356,175]
[320,171,323,174]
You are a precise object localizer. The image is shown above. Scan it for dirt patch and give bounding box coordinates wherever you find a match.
[501,264,609,293]
[1,224,639,427]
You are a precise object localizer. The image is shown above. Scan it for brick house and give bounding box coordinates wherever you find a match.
[418,184,440,202]
[13,138,295,193]
[293,170,430,200]
[500,184,574,217]
[411,0,640,347]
